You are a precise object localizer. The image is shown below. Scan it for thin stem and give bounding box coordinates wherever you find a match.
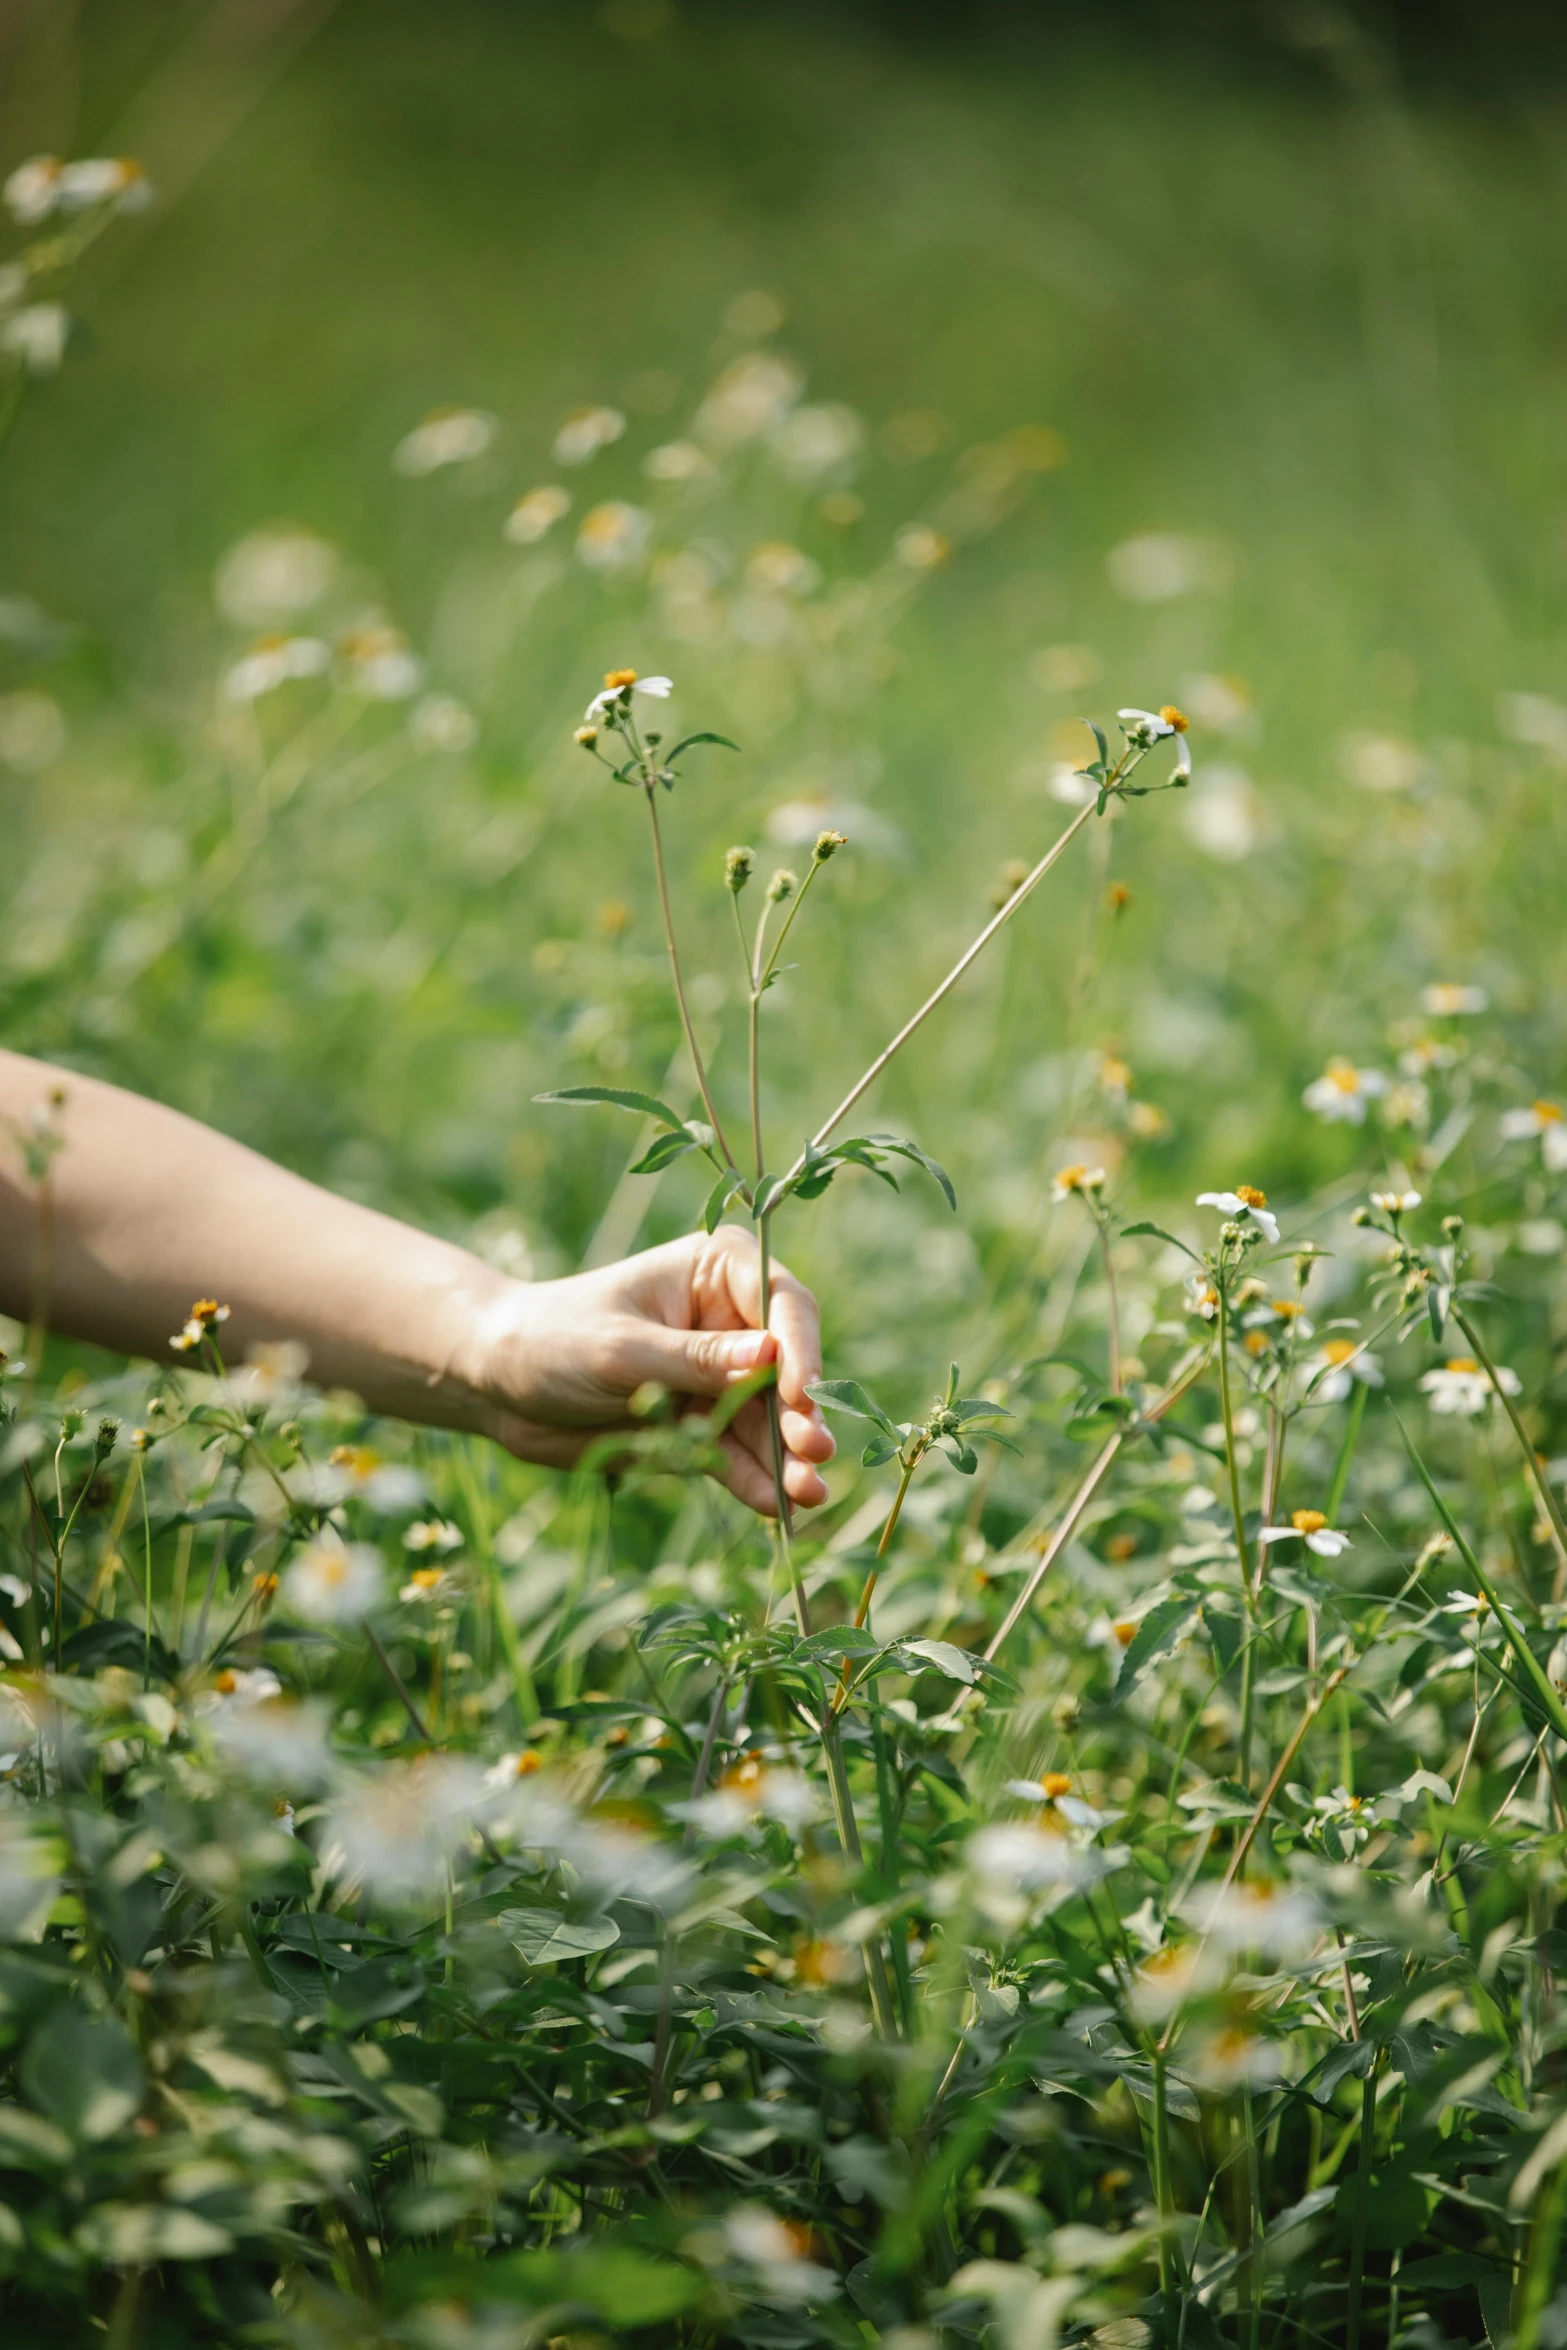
[1326,1377,1371,1524]
[1152,2049,1180,2347]
[1095,1207,1123,1394]
[854,1451,919,1630]
[756,858,826,994]
[1219,1666,1349,1896]
[784,798,1098,1183]
[363,1618,432,1743]
[643,786,738,1171]
[1218,1288,1259,1784]
[982,1349,1210,1665]
[1346,2056,1380,2350]
[1452,1303,1567,1585]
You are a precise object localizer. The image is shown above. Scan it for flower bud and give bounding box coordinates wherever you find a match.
[766,868,797,905]
[725,845,755,894]
[1442,1214,1464,1240]
[812,829,847,863]
[94,1416,119,1459]
[575,724,598,749]
[1351,1206,1372,1227]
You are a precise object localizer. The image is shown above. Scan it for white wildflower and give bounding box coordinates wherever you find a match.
[1185,1878,1320,1957]
[209,1697,333,1789]
[1187,2026,1285,2093]
[770,401,863,480]
[3,155,62,224]
[57,157,151,212]
[505,484,570,543]
[337,622,422,700]
[1371,1189,1422,1214]
[0,304,68,375]
[1420,1358,1519,1417]
[327,1755,486,1897]
[583,668,673,721]
[892,522,949,570]
[214,527,336,626]
[1501,1100,1567,1173]
[403,1519,464,1554]
[642,439,710,482]
[223,634,330,703]
[1421,982,1488,1017]
[1303,1060,1387,1124]
[1257,1510,1352,1559]
[695,351,802,445]
[1196,1187,1280,1245]
[1304,1336,1383,1403]
[393,407,495,477]
[283,1541,383,1624]
[1183,765,1256,859]
[552,405,625,467]
[576,500,652,573]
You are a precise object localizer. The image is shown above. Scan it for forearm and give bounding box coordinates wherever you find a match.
[0,1049,509,1427]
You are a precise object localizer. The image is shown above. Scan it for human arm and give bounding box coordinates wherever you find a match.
[0,1049,834,1514]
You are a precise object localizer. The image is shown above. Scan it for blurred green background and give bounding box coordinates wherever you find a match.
[3,0,1567,1391]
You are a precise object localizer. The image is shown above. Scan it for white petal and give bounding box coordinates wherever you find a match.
[634,675,674,698]
[1196,1191,1241,1213]
[1307,1530,1352,1557]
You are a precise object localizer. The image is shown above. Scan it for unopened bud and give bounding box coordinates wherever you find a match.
[812,829,847,864]
[574,725,598,749]
[1351,1206,1372,1227]
[1442,1214,1464,1240]
[766,868,797,905]
[725,845,755,894]
[95,1417,120,1458]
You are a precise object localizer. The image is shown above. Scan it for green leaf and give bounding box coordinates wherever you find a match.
[534,1085,688,1129]
[21,2011,143,2142]
[1121,1220,1200,1261]
[795,1625,882,1663]
[807,1378,896,1433]
[664,731,741,762]
[703,1166,749,1232]
[899,1636,978,1684]
[1085,719,1109,765]
[1114,1598,1198,1699]
[861,1133,958,1212]
[861,1434,901,1466]
[628,1125,703,1175]
[500,1907,622,1964]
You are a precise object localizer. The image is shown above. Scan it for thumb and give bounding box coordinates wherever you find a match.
[625,1320,775,1400]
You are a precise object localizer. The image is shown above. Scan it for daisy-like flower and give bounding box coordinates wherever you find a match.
[3,156,63,225]
[576,500,651,573]
[504,484,570,544]
[337,622,422,701]
[1196,1186,1280,1244]
[1371,1189,1422,1215]
[392,406,495,477]
[1185,1274,1221,1321]
[1500,1100,1567,1173]
[222,634,330,703]
[1186,1877,1320,1957]
[1422,982,1488,1017]
[552,404,625,467]
[1119,703,1194,777]
[57,158,151,212]
[893,522,949,571]
[283,1540,383,1625]
[1305,1335,1383,1403]
[0,305,68,375]
[168,1297,230,1353]
[583,667,674,723]
[1052,1162,1106,1202]
[1302,1059,1387,1124]
[403,1518,464,1554]
[1421,1357,1520,1417]
[203,1666,282,1710]
[1002,1774,1112,1832]
[483,1748,542,1790]
[1188,2026,1284,2094]
[398,1566,450,1605]
[1258,1508,1352,1559]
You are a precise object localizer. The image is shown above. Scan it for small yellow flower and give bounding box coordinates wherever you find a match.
[408,1567,443,1592]
[1323,1338,1359,1367]
[1113,1619,1138,1647]
[1290,1509,1328,1535]
[604,667,638,689]
[1158,704,1189,732]
[1445,1356,1480,1375]
[1042,1771,1073,1798]
[1052,1163,1106,1201]
[1235,1184,1268,1210]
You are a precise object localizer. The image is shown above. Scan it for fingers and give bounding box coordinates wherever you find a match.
[617,1316,776,1399]
[717,1424,829,1516]
[701,1225,834,1461]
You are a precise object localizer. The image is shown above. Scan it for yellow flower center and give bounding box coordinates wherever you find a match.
[1290,1509,1328,1534]
[1113,1619,1138,1647]
[1445,1357,1480,1375]
[1158,704,1189,732]
[1325,1059,1361,1093]
[1323,1339,1358,1366]
[604,667,638,689]
[1042,1772,1073,1798]
[1235,1184,1268,1209]
[214,1670,237,1694]
[1055,1163,1089,1190]
[409,1567,444,1590]
[1535,1100,1564,1124]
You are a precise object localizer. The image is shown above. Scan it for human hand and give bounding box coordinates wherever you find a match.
[469,1226,836,1514]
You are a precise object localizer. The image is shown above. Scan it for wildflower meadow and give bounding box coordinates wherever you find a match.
[4,9,1567,2347]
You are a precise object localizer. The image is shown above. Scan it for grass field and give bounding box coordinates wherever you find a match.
[7,8,1567,2344]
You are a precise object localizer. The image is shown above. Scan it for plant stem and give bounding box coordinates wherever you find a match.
[643,785,738,1171]
[1346,2055,1380,2350]
[820,1711,899,2039]
[982,1349,1209,1665]
[1218,1666,1348,1895]
[1095,1206,1124,1394]
[1326,1377,1371,1523]
[363,1618,432,1742]
[756,1212,811,1639]
[1218,1289,1258,1785]
[1152,2048,1180,2347]
[1452,1303,1567,1584]
[783,798,1098,1182]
